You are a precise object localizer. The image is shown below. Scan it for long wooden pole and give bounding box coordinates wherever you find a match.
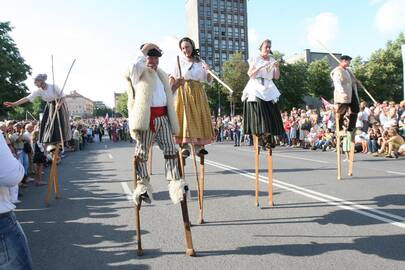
[267,148,274,206]
[315,40,377,104]
[336,114,342,180]
[133,156,143,256]
[254,135,260,207]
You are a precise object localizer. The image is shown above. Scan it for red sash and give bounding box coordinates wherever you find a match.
[150,106,167,132]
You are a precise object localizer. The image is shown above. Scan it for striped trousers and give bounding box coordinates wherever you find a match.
[133,115,181,184]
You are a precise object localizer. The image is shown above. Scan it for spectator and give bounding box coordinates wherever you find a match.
[0,133,33,269]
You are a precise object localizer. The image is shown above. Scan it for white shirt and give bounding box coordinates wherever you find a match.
[0,133,24,214]
[130,55,167,107]
[241,55,281,102]
[171,57,208,82]
[27,84,63,102]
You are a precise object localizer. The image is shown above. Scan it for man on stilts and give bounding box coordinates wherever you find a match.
[331,55,360,180]
[127,43,195,256]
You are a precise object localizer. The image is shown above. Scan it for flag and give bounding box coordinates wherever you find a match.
[320,97,332,108]
[104,113,109,125]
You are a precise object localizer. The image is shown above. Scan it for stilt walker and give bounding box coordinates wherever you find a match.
[331,55,360,180]
[169,37,216,224]
[242,39,284,207]
[127,43,195,256]
[316,40,378,180]
[3,61,74,205]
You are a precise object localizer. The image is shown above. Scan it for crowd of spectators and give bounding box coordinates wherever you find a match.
[213,100,405,159]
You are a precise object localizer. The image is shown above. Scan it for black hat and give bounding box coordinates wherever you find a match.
[340,55,352,61]
[147,48,162,57]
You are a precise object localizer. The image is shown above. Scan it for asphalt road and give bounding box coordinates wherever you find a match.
[15,138,405,270]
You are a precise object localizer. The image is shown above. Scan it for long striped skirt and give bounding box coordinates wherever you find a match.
[175,80,215,145]
[39,101,72,144]
[243,98,284,136]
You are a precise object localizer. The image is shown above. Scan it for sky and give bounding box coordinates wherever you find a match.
[1,0,404,107]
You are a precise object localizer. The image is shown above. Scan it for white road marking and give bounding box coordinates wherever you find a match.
[108,154,113,159]
[386,170,405,176]
[204,158,405,229]
[232,147,329,164]
[120,182,133,201]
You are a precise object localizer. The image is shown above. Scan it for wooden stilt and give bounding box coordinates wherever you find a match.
[135,202,143,256]
[254,135,260,207]
[348,131,355,176]
[133,157,143,256]
[180,193,196,256]
[335,114,342,180]
[45,143,61,205]
[267,148,274,207]
[148,144,153,175]
[190,145,202,212]
[198,155,205,224]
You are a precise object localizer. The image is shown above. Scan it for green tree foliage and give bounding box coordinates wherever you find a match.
[221,52,249,114]
[204,81,230,116]
[306,57,333,99]
[116,92,128,117]
[275,60,309,110]
[352,32,404,102]
[0,21,32,118]
[93,106,113,117]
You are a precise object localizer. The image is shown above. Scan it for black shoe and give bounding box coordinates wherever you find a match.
[181,149,190,158]
[198,149,208,156]
[140,192,151,204]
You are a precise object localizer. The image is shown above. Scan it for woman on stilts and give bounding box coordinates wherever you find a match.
[241,39,284,207]
[170,37,215,157]
[3,74,72,146]
[169,37,215,224]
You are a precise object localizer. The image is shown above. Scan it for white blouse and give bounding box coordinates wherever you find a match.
[171,57,208,82]
[27,84,63,102]
[241,55,281,102]
[249,55,277,80]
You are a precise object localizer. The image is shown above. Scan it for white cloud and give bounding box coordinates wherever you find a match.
[307,12,339,47]
[375,0,405,34]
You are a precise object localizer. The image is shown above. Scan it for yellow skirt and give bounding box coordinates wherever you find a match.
[175,80,215,145]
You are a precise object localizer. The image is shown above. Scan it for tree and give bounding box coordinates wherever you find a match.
[352,32,404,102]
[116,92,128,117]
[306,57,333,100]
[0,21,32,118]
[204,81,229,116]
[93,106,113,117]
[275,60,309,110]
[221,52,250,115]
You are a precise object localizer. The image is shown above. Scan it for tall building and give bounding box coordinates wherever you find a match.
[114,92,124,109]
[64,90,94,118]
[286,49,342,69]
[186,0,249,74]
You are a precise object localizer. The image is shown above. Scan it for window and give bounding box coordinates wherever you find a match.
[221,40,227,49]
[227,14,232,23]
[228,40,233,50]
[220,14,225,24]
[206,20,212,28]
[221,52,227,61]
[215,52,220,61]
[214,39,219,49]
